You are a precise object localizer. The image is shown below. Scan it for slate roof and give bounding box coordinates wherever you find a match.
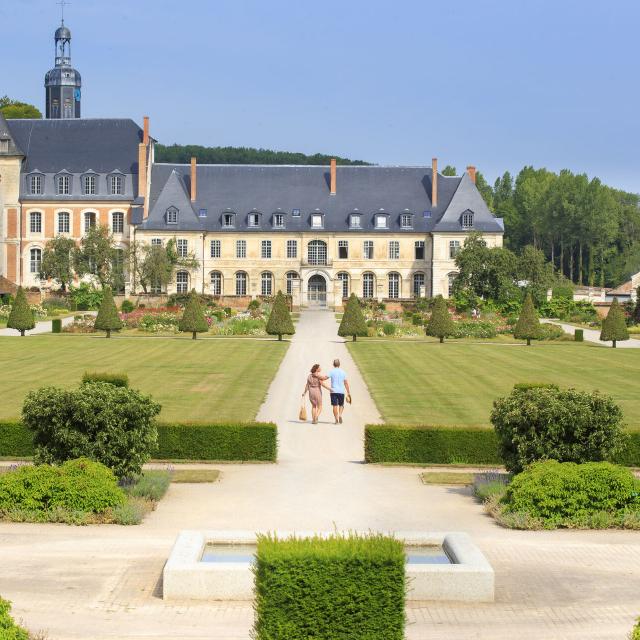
[0,112,24,156]
[140,164,503,234]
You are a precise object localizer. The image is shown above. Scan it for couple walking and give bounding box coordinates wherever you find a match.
[302,359,351,425]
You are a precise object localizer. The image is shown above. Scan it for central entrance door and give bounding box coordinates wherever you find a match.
[308,274,327,307]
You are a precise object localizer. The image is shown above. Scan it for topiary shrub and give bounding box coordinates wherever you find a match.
[121,299,135,313]
[22,383,161,479]
[491,386,627,473]
[253,533,405,640]
[7,286,35,337]
[425,295,454,343]
[502,460,640,528]
[0,596,30,640]
[82,371,129,388]
[338,293,368,342]
[94,286,123,338]
[513,293,540,346]
[265,290,295,341]
[574,328,584,342]
[52,317,62,333]
[178,289,209,339]
[600,297,629,347]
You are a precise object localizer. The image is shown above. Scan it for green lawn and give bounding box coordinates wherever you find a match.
[0,335,287,421]
[348,341,640,429]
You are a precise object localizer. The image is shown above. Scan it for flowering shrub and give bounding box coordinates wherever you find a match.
[0,303,47,319]
[62,315,96,333]
[451,321,498,339]
[210,318,266,336]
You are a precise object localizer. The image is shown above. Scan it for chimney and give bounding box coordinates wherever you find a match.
[431,157,438,208]
[190,156,197,202]
[467,165,477,184]
[143,116,150,145]
[330,158,337,195]
[138,143,147,213]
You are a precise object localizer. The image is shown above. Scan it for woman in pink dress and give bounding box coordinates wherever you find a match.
[302,363,330,424]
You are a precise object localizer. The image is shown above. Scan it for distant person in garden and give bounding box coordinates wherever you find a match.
[328,359,351,425]
[302,364,330,424]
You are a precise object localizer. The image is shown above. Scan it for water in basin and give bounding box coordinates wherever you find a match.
[405,545,452,565]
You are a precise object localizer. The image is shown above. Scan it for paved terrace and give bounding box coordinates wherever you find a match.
[1,310,639,639]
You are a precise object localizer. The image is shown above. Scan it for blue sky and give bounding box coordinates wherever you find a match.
[3,0,639,192]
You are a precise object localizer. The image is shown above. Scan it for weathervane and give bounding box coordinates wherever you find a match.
[57,0,71,25]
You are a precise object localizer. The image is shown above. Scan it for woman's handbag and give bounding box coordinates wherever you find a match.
[299,398,308,421]
[346,394,352,404]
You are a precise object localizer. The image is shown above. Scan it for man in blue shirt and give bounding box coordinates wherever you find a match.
[328,358,351,425]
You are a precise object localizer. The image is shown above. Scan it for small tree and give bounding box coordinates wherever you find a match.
[179,289,209,339]
[40,236,76,291]
[425,295,454,343]
[7,286,35,337]
[600,297,629,348]
[94,286,123,338]
[338,293,368,342]
[514,292,540,346]
[266,290,295,341]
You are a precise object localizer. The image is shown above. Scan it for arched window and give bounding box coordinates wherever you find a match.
[30,247,42,273]
[58,211,70,234]
[413,272,425,298]
[337,272,349,299]
[84,211,96,232]
[461,211,474,229]
[235,271,248,296]
[112,211,124,234]
[388,272,400,299]
[286,271,299,295]
[362,272,375,299]
[176,271,189,294]
[447,272,458,298]
[209,271,222,295]
[29,212,42,234]
[261,272,273,296]
[307,240,327,266]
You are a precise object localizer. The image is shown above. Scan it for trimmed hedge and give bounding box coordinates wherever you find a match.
[512,382,559,392]
[52,318,62,333]
[574,328,584,342]
[254,533,405,640]
[0,420,277,461]
[81,371,129,387]
[364,424,640,467]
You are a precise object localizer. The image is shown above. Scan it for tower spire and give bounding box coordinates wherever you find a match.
[57,0,71,25]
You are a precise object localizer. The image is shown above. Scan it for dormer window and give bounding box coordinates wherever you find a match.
[375,214,388,229]
[461,210,474,230]
[166,206,178,224]
[248,212,261,227]
[292,208,301,217]
[83,174,97,195]
[273,213,285,228]
[109,174,124,195]
[311,213,323,229]
[400,213,413,229]
[349,214,361,229]
[29,174,43,195]
[222,212,235,228]
[56,174,70,195]
[198,208,208,218]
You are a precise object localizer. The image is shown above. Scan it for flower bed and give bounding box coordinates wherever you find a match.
[0,303,47,320]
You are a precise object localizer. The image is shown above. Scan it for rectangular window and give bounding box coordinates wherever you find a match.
[415,241,425,260]
[58,211,70,234]
[261,240,272,259]
[151,238,162,246]
[30,212,42,234]
[30,175,43,195]
[110,175,123,195]
[401,214,413,228]
[112,212,124,234]
[292,208,301,217]
[363,240,374,260]
[449,240,461,259]
[210,239,221,258]
[236,240,246,259]
[273,214,285,228]
[338,240,348,259]
[223,214,235,228]
[177,239,188,258]
[388,241,400,260]
[311,214,323,228]
[57,175,70,195]
[350,214,361,229]
[83,175,96,195]
[150,279,162,294]
[249,213,260,227]
[84,212,96,232]
[375,215,388,229]
[286,240,297,259]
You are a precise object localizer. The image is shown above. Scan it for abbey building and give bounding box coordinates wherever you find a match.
[0,21,503,309]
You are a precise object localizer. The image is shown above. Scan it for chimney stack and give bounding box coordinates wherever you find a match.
[330,158,337,195]
[190,157,197,202]
[431,157,438,208]
[143,116,150,146]
[138,143,147,208]
[467,165,477,184]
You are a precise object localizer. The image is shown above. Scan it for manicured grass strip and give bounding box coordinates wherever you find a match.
[0,421,33,457]
[169,469,220,483]
[0,335,288,421]
[420,471,474,485]
[348,341,640,428]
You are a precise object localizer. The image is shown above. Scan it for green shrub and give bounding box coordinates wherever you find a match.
[0,458,126,514]
[0,420,34,456]
[451,320,497,339]
[22,383,161,479]
[600,298,629,347]
[502,461,640,527]
[156,422,277,461]
[81,371,129,387]
[121,299,135,313]
[7,287,35,337]
[536,323,565,340]
[265,290,295,341]
[382,322,396,336]
[552,279,574,300]
[514,293,540,346]
[248,299,261,310]
[179,289,209,339]
[51,318,62,333]
[69,282,103,311]
[631,619,640,640]
[254,533,405,640]
[94,286,123,338]
[125,470,171,501]
[111,497,148,525]
[0,596,30,640]
[491,387,627,473]
[538,298,597,323]
[574,328,584,342]
[425,295,454,343]
[411,314,423,326]
[338,293,368,342]
[365,424,501,464]
[512,382,560,392]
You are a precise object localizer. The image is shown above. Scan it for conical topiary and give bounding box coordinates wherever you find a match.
[514,292,541,346]
[266,291,295,341]
[94,286,123,338]
[425,295,454,343]
[179,289,209,340]
[600,297,629,348]
[7,286,35,337]
[338,293,368,342]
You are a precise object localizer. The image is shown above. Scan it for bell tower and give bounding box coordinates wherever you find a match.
[44,2,81,119]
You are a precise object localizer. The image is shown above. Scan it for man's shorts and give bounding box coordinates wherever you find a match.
[330,393,345,407]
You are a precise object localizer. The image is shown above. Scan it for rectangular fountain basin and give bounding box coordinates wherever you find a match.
[163,530,494,602]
